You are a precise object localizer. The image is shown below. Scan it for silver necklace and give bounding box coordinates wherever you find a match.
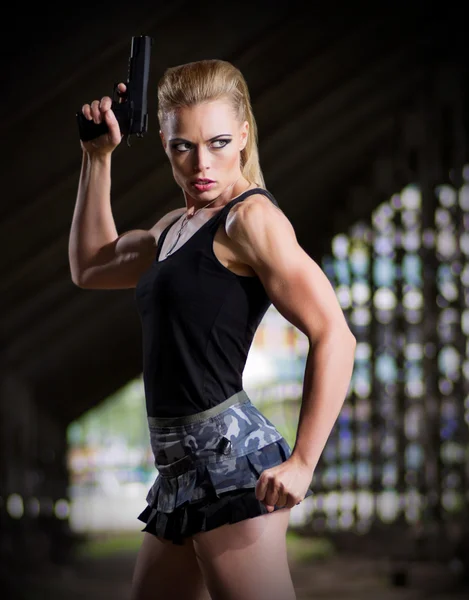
[164,179,252,258]
[164,196,219,258]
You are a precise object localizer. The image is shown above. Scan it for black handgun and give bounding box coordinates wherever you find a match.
[76,35,153,144]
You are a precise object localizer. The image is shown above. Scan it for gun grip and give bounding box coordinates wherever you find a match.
[76,112,110,142]
[76,100,130,142]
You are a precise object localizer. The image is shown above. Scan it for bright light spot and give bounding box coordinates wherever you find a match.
[7,494,24,519]
[54,499,70,520]
[332,234,349,259]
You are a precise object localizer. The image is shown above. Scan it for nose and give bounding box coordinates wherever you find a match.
[192,145,210,173]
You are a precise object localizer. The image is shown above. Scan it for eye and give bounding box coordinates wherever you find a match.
[171,138,231,153]
[211,139,231,149]
[172,142,192,153]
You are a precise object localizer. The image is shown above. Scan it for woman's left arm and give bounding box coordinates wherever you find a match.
[226,195,356,475]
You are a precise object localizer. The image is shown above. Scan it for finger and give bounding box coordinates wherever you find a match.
[276,494,288,508]
[81,103,92,120]
[264,484,282,509]
[100,95,113,112]
[255,477,268,503]
[276,493,296,509]
[104,109,121,145]
[90,99,101,124]
[116,82,127,104]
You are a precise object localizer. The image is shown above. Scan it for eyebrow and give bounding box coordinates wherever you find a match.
[169,134,233,143]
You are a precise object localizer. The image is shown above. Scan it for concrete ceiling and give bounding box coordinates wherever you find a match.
[1,1,466,424]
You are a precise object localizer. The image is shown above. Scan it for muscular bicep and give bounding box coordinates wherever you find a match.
[75,206,186,290]
[227,196,353,341]
[75,230,157,289]
[257,244,351,340]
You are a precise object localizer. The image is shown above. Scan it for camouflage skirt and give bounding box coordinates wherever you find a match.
[137,389,313,545]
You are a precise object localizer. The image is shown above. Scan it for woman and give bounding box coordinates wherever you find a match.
[69,59,356,600]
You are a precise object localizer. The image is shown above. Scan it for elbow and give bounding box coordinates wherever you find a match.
[69,255,85,288]
[342,328,357,350]
[344,331,357,364]
[309,326,356,349]
[71,277,85,289]
[70,270,87,288]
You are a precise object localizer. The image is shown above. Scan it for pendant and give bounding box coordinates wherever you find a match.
[165,233,181,257]
[165,215,188,257]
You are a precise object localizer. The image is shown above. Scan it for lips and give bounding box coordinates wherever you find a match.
[193,179,215,184]
[192,181,216,191]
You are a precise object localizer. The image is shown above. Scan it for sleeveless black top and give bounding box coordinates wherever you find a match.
[134,187,279,417]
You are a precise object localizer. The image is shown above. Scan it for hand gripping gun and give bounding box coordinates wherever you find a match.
[76,35,153,146]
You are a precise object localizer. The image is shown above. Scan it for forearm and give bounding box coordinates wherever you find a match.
[291,328,356,471]
[68,151,118,282]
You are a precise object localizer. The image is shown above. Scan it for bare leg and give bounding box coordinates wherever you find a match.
[192,508,295,600]
[131,532,212,600]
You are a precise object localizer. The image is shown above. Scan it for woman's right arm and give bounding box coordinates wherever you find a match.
[69,150,158,289]
[69,83,173,290]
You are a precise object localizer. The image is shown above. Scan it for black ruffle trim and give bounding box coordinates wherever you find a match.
[138,487,292,545]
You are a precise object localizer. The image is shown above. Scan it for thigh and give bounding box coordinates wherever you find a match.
[131,532,211,600]
[192,508,296,600]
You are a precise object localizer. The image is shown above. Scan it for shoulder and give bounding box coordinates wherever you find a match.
[226,192,295,266]
[226,192,289,237]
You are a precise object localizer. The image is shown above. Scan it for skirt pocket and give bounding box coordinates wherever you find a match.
[145,453,197,512]
[146,467,198,513]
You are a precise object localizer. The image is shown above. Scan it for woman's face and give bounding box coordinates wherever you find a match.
[159,99,249,202]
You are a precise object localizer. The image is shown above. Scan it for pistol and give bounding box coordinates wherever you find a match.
[76,35,153,144]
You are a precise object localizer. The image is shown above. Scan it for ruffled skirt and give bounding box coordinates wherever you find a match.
[138,391,313,545]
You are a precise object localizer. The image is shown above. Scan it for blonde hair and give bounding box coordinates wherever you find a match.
[157,59,265,188]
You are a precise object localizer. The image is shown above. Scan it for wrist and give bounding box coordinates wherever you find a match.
[85,150,112,165]
[290,450,318,472]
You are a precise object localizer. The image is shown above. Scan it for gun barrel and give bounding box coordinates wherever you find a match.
[126,35,153,135]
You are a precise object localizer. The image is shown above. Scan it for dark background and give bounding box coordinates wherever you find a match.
[1,2,468,598]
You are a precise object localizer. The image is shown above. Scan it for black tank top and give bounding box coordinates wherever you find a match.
[134,187,279,417]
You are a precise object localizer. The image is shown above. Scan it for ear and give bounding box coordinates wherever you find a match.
[239,120,249,151]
